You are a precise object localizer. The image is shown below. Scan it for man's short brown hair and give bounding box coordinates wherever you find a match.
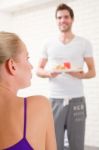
[55,3,74,19]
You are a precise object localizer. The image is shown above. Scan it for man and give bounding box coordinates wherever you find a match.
[37,3,96,150]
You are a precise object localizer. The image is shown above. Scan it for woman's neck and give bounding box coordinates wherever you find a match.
[0,83,17,95]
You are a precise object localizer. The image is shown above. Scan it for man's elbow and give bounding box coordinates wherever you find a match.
[36,69,41,77]
[91,70,96,78]
[93,72,96,78]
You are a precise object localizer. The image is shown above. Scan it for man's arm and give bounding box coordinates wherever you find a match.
[83,57,96,78]
[68,57,96,79]
[36,58,60,78]
[36,58,50,78]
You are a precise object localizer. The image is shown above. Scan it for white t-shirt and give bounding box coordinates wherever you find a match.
[41,36,93,98]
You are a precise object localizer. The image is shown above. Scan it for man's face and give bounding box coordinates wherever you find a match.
[56,10,74,32]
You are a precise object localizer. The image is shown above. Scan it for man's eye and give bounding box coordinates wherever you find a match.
[64,16,69,19]
[57,17,62,19]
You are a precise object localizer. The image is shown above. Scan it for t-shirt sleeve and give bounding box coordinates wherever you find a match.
[40,42,48,59]
[83,40,93,57]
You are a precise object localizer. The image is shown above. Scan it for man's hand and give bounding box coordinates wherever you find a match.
[68,71,85,79]
[49,72,61,78]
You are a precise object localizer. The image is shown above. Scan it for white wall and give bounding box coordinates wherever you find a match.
[0,0,99,147]
[0,12,12,31]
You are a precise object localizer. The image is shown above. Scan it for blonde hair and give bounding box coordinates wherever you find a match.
[0,31,22,64]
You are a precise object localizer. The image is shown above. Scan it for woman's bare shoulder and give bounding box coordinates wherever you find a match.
[27,95,51,112]
[27,95,50,104]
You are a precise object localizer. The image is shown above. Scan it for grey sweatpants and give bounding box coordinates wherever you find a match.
[50,97,86,150]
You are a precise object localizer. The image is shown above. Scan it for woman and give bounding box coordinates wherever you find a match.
[0,32,57,150]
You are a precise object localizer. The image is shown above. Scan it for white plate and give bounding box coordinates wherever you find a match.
[50,68,83,73]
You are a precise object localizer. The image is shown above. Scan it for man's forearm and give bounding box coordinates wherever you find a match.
[37,68,50,78]
[82,70,96,79]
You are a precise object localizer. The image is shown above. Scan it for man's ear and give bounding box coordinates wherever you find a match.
[5,59,17,75]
